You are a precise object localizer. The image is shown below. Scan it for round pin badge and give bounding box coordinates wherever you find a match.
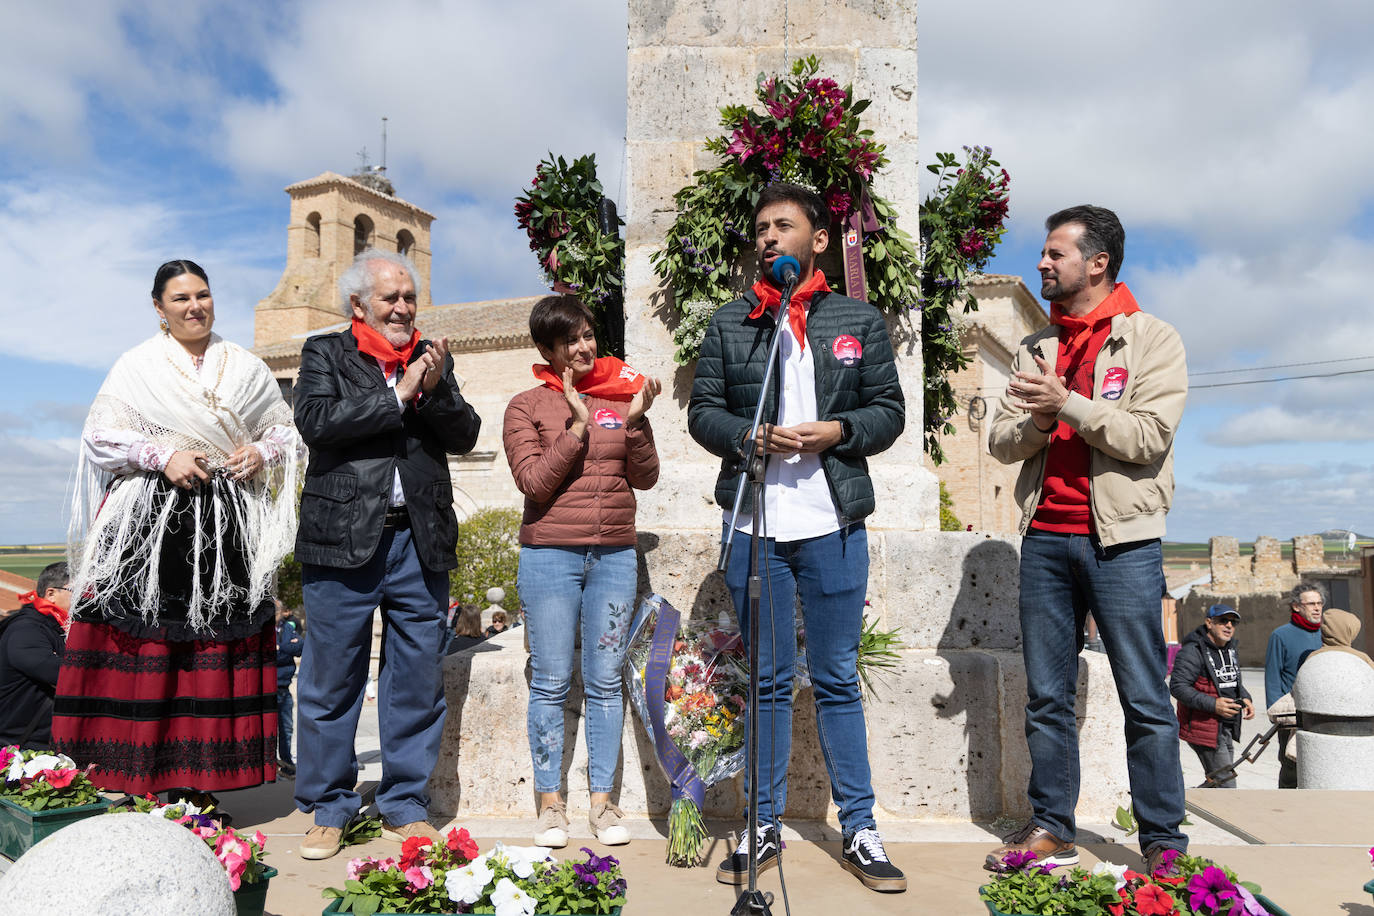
[832,334,863,366]
[594,408,624,429]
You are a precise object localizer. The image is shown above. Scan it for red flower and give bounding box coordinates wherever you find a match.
[1133,882,1177,915]
[40,768,76,789]
[399,835,432,868]
[445,827,479,861]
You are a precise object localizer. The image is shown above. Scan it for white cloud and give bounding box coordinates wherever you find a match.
[0,436,78,545]
[0,179,278,368]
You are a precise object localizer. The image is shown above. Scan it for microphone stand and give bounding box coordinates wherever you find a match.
[721,275,796,916]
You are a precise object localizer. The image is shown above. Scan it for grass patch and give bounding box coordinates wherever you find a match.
[0,551,67,580]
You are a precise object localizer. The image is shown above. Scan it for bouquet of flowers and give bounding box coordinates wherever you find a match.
[0,745,104,811]
[982,847,1275,916]
[116,794,269,891]
[323,828,627,916]
[624,595,750,867]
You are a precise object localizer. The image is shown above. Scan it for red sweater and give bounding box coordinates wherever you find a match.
[1031,285,1140,533]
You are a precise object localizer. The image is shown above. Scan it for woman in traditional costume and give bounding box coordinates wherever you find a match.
[53,259,301,800]
[502,294,660,848]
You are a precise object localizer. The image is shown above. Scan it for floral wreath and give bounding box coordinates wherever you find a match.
[649,56,1009,461]
[514,153,624,312]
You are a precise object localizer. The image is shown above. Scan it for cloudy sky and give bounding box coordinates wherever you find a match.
[3,0,1372,544]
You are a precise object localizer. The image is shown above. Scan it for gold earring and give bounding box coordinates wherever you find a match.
[159,318,169,333]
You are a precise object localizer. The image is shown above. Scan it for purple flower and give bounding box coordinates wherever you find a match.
[1152,847,1181,877]
[1001,849,1038,870]
[1232,884,1270,915]
[1187,866,1239,912]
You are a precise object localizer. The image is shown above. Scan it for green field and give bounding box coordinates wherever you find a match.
[0,549,67,580]
[1164,540,1371,569]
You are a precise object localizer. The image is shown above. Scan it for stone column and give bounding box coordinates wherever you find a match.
[623,0,935,537]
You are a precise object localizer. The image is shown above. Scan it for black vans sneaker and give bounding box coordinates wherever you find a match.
[841,827,907,892]
[715,822,782,885]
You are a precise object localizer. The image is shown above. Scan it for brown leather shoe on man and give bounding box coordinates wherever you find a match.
[300,824,344,860]
[983,822,1078,872]
[381,819,444,843]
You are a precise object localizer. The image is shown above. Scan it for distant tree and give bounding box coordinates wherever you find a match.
[939,481,963,532]
[448,507,522,613]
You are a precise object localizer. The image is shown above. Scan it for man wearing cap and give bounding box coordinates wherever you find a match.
[1170,604,1253,788]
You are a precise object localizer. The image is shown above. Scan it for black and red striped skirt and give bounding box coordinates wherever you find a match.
[52,619,278,795]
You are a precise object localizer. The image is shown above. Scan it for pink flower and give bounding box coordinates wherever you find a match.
[253,830,267,850]
[405,865,434,891]
[40,768,76,789]
[724,121,764,162]
[544,247,560,272]
[761,132,788,170]
[799,130,826,159]
[1186,866,1238,912]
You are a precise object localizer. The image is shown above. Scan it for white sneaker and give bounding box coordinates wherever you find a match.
[589,801,630,846]
[533,802,569,848]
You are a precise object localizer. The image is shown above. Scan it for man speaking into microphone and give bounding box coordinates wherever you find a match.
[688,183,906,893]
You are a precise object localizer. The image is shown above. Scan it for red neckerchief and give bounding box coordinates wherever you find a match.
[532,356,645,402]
[1291,610,1321,632]
[1050,282,1141,355]
[749,269,830,351]
[17,590,68,630]
[351,317,420,375]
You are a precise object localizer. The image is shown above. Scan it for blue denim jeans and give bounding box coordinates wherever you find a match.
[723,523,875,835]
[1019,530,1186,853]
[295,527,449,828]
[277,681,295,765]
[518,544,637,795]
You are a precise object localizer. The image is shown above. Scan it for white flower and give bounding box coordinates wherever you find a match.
[491,877,536,916]
[444,855,494,905]
[5,756,23,782]
[492,842,553,880]
[22,754,63,777]
[1091,861,1130,891]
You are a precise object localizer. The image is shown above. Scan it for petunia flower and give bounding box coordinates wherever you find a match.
[1232,884,1270,915]
[1133,882,1176,915]
[404,865,433,891]
[444,855,494,905]
[445,826,480,862]
[40,768,77,789]
[1092,860,1130,891]
[1187,866,1238,912]
[491,877,537,916]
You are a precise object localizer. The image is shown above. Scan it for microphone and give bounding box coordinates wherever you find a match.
[770,255,800,295]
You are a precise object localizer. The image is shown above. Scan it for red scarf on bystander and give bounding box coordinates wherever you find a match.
[352,317,420,375]
[533,356,646,402]
[17,590,68,630]
[748,269,831,351]
[1290,610,1321,632]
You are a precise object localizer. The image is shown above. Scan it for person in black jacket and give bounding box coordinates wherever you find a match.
[274,600,303,777]
[688,183,906,893]
[1169,604,1253,788]
[292,249,481,860]
[0,562,70,748]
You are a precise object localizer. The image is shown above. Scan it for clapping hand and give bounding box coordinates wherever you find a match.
[626,377,661,428]
[563,366,591,438]
[1008,353,1069,429]
[396,337,450,402]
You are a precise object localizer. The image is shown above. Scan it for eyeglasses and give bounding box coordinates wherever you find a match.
[1296,600,1324,608]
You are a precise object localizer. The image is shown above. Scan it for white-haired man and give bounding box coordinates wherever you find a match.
[293,249,481,859]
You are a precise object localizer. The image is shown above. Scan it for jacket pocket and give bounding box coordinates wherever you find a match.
[432,481,458,548]
[299,472,357,547]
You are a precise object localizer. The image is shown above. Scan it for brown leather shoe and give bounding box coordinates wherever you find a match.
[300,824,344,860]
[381,819,443,843]
[983,822,1078,872]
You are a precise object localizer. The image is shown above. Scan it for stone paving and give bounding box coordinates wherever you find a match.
[5,669,1373,914]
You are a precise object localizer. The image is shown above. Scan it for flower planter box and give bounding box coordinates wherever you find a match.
[322,901,622,916]
[0,796,113,860]
[234,865,278,916]
[980,890,1293,916]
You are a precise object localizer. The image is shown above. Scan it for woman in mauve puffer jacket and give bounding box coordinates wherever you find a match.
[501,294,660,851]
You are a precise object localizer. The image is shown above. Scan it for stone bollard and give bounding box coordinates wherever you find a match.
[0,810,235,914]
[1291,650,1374,789]
[483,586,507,630]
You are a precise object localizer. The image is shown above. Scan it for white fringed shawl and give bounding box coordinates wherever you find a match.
[68,332,302,635]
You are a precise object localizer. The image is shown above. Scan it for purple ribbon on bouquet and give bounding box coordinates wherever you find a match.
[643,597,705,807]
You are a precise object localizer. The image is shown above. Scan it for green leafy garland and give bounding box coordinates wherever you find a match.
[652,56,923,365]
[919,145,1010,464]
[513,153,623,314]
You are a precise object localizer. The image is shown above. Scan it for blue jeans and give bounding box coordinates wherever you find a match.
[277,679,295,765]
[723,523,875,836]
[518,544,637,795]
[295,526,449,828]
[1018,530,1186,853]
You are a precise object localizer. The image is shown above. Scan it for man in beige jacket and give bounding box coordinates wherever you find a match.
[984,205,1189,877]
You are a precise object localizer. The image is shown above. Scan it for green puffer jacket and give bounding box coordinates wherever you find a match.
[687,288,905,523]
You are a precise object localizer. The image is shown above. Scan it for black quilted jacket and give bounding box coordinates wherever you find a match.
[687,288,905,522]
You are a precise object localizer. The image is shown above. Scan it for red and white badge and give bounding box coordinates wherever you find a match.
[832,334,863,366]
[593,408,624,430]
[1101,367,1128,401]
